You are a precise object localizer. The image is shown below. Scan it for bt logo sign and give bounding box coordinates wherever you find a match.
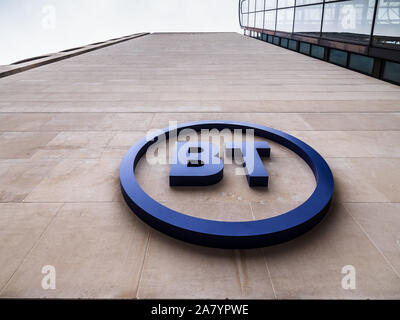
[120,121,334,249]
[169,141,270,187]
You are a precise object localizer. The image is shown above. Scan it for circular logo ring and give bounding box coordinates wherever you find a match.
[120,121,334,249]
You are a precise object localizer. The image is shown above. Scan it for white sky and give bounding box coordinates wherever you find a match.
[0,0,241,65]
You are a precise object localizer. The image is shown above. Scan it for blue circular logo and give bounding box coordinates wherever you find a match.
[120,121,334,249]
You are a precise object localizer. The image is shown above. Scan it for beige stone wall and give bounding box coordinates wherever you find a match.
[0,33,399,298]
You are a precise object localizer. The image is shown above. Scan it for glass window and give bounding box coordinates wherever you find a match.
[348,53,374,74]
[241,0,249,14]
[265,0,277,10]
[288,39,297,50]
[374,0,400,37]
[322,0,376,44]
[249,0,256,12]
[241,13,247,27]
[300,42,311,54]
[243,13,249,27]
[264,10,276,30]
[276,8,294,32]
[329,49,348,66]
[296,0,322,5]
[256,0,265,11]
[294,4,323,35]
[256,11,264,28]
[373,0,400,51]
[382,61,400,84]
[248,12,256,27]
[278,0,295,8]
[311,45,325,59]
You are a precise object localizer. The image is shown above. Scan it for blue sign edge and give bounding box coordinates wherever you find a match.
[120,120,334,249]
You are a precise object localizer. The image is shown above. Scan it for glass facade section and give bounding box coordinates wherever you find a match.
[374,0,400,36]
[239,0,399,51]
[241,0,249,13]
[276,8,295,32]
[249,0,256,12]
[248,12,256,27]
[278,0,295,8]
[256,11,264,28]
[264,10,276,29]
[240,0,400,85]
[322,0,376,44]
[373,0,400,49]
[256,0,265,11]
[294,4,323,35]
[265,0,277,10]
[296,0,322,5]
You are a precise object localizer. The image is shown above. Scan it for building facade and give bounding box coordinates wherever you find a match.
[239,0,400,84]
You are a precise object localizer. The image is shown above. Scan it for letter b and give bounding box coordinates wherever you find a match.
[169,142,223,186]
